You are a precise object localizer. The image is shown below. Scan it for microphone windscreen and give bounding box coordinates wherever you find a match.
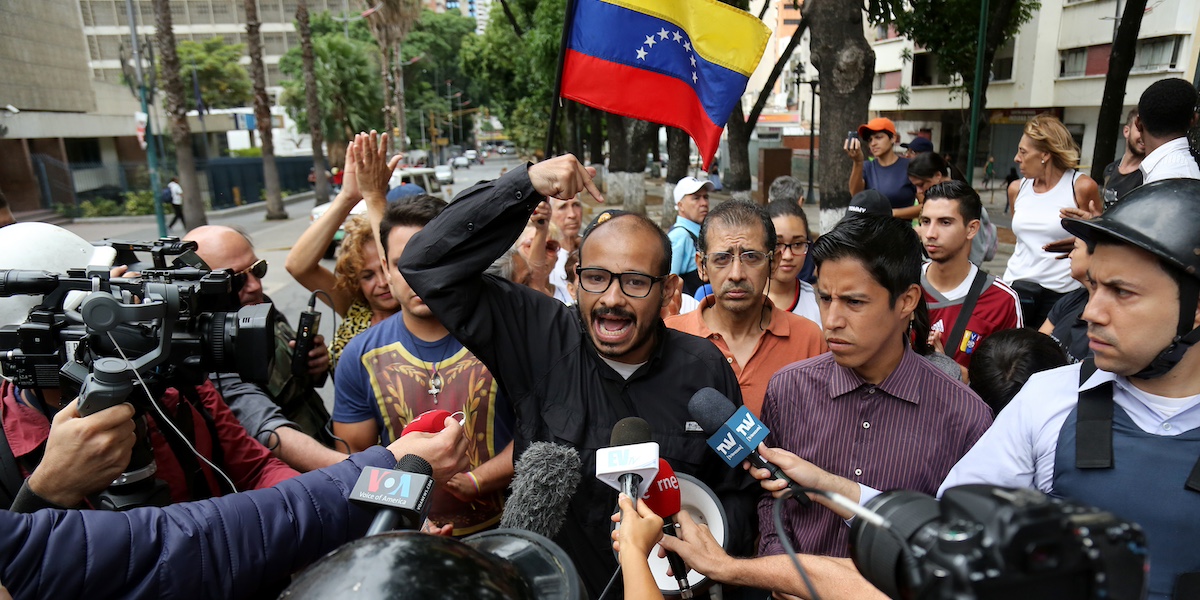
[501,442,583,538]
[402,409,453,437]
[688,388,737,434]
[396,454,433,476]
[642,459,681,518]
[609,416,653,446]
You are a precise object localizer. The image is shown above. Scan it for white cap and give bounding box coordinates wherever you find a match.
[673,176,714,208]
[0,223,115,326]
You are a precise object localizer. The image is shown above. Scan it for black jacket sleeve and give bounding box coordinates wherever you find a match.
[397,165,579,400]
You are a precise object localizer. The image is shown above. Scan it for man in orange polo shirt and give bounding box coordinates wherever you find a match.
[666,200,825,414]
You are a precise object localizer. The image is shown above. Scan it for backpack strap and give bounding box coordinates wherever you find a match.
[1075,358,1114,469]
[944,270,990,358]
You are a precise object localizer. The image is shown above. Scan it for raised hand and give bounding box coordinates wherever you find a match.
[527,154,605,204]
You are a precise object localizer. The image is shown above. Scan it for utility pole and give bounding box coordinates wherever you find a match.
[966,0,989,186]
[125,0,166,236]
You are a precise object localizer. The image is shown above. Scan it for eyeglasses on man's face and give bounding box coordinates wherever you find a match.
[231,258,268,291]
[704,250,771,269]
[574,266,665,298]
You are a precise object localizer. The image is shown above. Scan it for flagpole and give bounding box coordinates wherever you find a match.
[545,0,578,159]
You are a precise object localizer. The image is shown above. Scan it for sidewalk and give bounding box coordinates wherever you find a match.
[63,191,321,242]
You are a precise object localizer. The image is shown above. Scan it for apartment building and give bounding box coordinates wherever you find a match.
[867,0,1200,175]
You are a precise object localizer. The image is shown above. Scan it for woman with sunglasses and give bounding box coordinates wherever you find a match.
[765,200,821,328]
[286,143,401,367]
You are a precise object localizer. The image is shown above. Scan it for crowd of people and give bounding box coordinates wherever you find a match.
[0,75,1198,600]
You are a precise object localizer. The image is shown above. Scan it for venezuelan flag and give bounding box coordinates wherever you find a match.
[560,0,770,169]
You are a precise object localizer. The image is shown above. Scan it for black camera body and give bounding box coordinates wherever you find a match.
[0,238,274,395]
[850,485,1147,600]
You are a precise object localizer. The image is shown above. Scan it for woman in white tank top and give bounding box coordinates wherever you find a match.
[1003,114,1101,329]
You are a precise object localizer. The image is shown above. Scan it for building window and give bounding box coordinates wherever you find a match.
[1132,36,1182,72]
[1059,48,1086,77]
[991,39,1015,81]
[65,139,103,165]
[912,53,951,86]
[873,70,902,91]
[1085,44,1111,76]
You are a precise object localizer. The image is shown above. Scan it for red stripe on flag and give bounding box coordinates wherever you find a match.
[561,50,723,170]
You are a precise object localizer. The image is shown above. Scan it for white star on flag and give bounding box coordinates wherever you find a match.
[644,35,656,47]
[692,71,698,83]
[636,47,647,60]
[690,55,696,67]
[658,28,670,39]
[684,41,692,52]
[672,31,683,43]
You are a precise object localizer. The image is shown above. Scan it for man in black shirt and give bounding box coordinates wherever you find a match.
[1100,107,1145,210]
[369,137,758,597]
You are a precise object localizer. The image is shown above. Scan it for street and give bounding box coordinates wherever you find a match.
[60,156,522,409]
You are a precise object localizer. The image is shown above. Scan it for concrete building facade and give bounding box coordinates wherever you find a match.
[865,0,1200,176]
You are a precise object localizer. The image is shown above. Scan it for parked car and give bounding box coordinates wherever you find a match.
[452,155,470,169]
[434,165,454,185]
[311,167,447,257]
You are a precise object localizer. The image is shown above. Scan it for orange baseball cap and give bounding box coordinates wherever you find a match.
[857,117,897,140]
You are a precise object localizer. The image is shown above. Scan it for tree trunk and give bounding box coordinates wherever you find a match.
[245,0,287,219]
[586,107,604,166]
[379,41,394,153]
[566,101,584,160]
[954,0,1023,180]
[154,0,207,228]
[1090,0,1149,180]
[726,103,753,201]
[297,0,331,206]
[807,0,875,233]
[394,43,406,153]
[660,127,690,228]
[605,114,649,214]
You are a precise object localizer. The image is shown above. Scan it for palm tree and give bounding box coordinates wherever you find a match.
[296,0,332,205]
[245,0,287,219]
[362,0,421,152]
[153,0,207,228]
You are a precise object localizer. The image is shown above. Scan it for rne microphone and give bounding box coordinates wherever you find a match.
[688,388,811,506]
[351,454,436,536]
[401,409,454,437]
[595,417,659,505]
[642,459,692,599]
[500,442,583,539]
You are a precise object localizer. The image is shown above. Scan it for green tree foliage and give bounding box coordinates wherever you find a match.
[279,32,383,150]
[308,10,374,43]
[402,9,481,149]
[173,37,253,109]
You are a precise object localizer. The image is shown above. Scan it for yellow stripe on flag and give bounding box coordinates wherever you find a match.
[602,0,770,77]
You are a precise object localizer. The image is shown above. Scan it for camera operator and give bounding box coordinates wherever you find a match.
[940,179,1200,600]
[0,416,469,599]
[184,225,347,472]
[0,223,299,512]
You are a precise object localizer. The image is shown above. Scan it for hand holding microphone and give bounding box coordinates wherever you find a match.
[595,417,660,506]
[386,411,468,484]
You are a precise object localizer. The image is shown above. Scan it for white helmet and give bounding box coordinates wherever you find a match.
[0,223,115,326]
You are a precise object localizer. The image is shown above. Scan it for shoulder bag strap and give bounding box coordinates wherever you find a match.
[1075,358,1115,469]
[944,270,990,358]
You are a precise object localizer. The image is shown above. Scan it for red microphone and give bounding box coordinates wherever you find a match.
[401,409,453,437]
[642,459,692,598]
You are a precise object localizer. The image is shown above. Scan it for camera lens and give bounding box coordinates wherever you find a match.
[849,490,941,599]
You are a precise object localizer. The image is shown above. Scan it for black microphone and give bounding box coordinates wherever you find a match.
[0,270,59,297]
[350,454,436,536]
[688,388,811,506]
[596,417,660,509]
[500,441,582,539]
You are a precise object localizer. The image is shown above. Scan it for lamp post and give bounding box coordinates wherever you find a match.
[796,63,819,203]
[124,0,166,236]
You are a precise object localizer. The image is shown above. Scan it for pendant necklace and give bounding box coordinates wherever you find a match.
[423,335,457,403]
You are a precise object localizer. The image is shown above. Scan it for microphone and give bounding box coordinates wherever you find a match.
[401,409,454,436]
[351,454,436,536]
[642,459,693,599]
[595,417,660,506]
[0,270,59,296]
[688,388,811,506]
[500,442,582,539]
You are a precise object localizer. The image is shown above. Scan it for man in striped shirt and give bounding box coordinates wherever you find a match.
[655,215,994,596]
[919,181,1022,370]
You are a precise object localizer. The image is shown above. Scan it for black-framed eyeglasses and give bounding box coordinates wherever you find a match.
[775,241,810,255]
[574,267,665,298]
[231,258,268,291]
[704,250,771,269]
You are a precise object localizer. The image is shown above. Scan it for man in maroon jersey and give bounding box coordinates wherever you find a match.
[919,180,1022,372]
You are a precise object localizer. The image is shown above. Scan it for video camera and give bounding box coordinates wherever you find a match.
[849,485,1147,600]
[0,237,276,509]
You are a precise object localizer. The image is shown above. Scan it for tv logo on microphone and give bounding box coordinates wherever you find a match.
[707,406,770,467]
[650,473,679,494]
[350,466,433,510]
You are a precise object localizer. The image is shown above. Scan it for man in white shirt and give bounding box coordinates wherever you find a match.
[1136,78,1200,183]
[939,179,1200,600]
[167,176,185,229]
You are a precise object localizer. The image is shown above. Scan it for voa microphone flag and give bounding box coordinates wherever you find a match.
[559,0,770,170]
